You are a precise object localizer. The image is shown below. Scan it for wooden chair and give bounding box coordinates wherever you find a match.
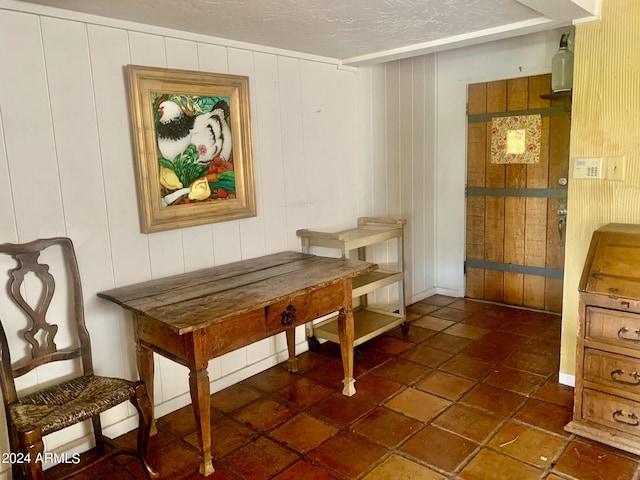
[0,237,158,480]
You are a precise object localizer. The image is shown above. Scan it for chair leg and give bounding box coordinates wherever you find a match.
[91,415,105,454]
[16,427,45,480]
[130,383,159,479]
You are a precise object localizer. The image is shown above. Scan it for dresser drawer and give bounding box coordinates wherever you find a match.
[582,388,640,436]
[584,348,640,392]
[586,307,640,350]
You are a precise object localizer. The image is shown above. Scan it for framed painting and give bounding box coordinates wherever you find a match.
[125,65,256,233]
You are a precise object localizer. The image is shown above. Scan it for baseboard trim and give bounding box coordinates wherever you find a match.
[558,372,575,387]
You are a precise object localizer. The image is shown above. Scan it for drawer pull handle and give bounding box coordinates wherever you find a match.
[617,327,640,343]
[280,304,297,327]
[613,410,640,427]
[611,369,640,385]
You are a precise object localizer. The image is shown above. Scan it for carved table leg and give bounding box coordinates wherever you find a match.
[285,328,298,372]
[187,332,214,476]
[189,366,214,476]
[134,314,157,436]
[337,306,356,396]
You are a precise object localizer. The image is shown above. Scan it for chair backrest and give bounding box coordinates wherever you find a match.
[0,237,94,405]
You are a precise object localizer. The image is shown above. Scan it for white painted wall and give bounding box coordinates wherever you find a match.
[0,0,568,474]
[0,1,437,473]
[357,56,439,308]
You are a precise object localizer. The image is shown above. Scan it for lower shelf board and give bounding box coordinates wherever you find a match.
[310,307,405,346]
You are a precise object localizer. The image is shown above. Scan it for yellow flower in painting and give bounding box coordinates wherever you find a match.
[188,177,211,201]
[159,166,183,190]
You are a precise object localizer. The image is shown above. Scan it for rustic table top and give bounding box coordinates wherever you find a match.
[98,251,376,334]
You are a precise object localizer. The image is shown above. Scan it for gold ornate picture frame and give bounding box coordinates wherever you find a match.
[125,65,256,233]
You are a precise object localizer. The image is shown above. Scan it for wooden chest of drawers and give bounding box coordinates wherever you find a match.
[566,224,640,454]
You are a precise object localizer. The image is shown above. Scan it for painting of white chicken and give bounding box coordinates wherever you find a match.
[156,100,195,161]
[155,98,232,165]
[190,100,232,164]
[154,94,235,206]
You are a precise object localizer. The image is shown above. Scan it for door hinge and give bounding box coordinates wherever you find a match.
[463,260,467,274]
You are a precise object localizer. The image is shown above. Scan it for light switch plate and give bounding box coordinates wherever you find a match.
[607,156,625,181]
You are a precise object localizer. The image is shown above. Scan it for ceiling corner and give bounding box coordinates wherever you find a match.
[516,0,600,20]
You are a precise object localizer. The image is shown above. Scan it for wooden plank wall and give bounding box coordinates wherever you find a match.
[465,74,569,313]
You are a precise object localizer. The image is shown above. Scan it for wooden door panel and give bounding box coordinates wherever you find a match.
[504,196,525,306]
[545,277,564,312]
[466,267,485,300]
[485,270,504,303]
[465,73,569,313]
[524,274,546,310]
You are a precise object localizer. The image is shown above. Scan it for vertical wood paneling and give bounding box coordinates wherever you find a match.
[0,11,65,240]
[395,58,413,305]
[278,56,308,251]
[166,37,198,68]
[411,56,426,295]
[0,108,15,241]
[333,68,360,227]
[357,57,437,308]
[423,56,437,290]
[0,5,388,463]
[370,64,387,218]
[385,62,400,217]
[88,25,152,287]
[355,66,374,222]
[229,48,267,260]
[247,52,288,363]
[198,43,229,74]
[41,18,129,391]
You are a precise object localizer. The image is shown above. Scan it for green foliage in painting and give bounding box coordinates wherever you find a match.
[159,144,208,188]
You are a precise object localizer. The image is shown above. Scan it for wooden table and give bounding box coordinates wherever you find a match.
[98,251,375,476]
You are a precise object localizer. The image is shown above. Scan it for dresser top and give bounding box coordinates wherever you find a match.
[580,223,640,300]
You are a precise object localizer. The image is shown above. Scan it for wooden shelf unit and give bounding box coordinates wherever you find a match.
[297,217,407,348]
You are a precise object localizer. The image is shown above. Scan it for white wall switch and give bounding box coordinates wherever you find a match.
[607,155,625,181]
[573,157,603,179]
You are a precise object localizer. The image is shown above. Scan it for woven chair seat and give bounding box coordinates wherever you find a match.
[10,375,138,436]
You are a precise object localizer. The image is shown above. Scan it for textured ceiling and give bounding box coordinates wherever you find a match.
[15,0,598,65]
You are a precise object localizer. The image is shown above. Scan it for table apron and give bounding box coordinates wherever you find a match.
[135,282,348,366]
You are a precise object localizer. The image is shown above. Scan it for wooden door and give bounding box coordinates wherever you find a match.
[465,74,570,313]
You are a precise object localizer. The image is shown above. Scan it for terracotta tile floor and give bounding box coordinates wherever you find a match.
[49,296,640,480]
